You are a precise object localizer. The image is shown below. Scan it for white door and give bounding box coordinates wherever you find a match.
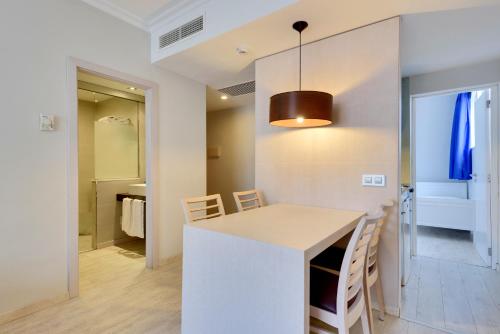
[469,89,492,266]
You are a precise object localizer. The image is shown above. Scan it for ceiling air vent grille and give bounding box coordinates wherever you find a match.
[219,81,256,96]
[159,15,204,49]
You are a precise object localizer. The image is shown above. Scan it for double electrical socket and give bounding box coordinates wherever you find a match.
[362,174,386,187]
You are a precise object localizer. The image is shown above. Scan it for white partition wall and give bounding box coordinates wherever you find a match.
[254,17,401,314]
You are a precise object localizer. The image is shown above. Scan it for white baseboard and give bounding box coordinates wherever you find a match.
[371,301,399,317]
[0,293,69,325]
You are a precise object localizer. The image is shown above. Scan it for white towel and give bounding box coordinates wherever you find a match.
[130,199,145,238]
[121,198,133,234]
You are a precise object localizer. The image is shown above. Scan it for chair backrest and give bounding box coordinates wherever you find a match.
[181,194,226,224]
[367,200,394,273]
[233,189,263,212]
[380,200,394,213]
[336,213,380,319]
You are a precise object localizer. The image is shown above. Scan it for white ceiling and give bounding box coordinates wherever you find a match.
[78,71,145,96]
[401,5,500,77]
[83,0,500,87]
[155,0,500,88]
[80,0,192,28]
[206,86,254,112]
[102,0,178,20]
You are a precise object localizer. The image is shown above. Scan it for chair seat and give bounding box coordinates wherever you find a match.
[310,267,358,314]
[311,246,345,270]
[311,246,375,273]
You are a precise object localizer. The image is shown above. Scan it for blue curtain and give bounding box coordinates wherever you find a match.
[449,92,472,180]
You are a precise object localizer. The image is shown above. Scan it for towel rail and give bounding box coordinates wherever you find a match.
[116,193,146,202]
[117,194,146,239]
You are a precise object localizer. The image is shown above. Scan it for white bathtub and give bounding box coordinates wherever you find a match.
[416,181,475,231]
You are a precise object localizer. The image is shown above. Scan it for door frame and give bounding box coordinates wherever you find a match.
[66,57,160,297]
[409,83,499,269]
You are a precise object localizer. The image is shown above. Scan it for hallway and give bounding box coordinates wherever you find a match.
[401,256,500,334]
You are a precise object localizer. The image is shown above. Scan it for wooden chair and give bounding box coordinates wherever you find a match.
[310,200,394,332]
[310,214,380,334]
[181,194,226,224]
[232,189,263,212]
[369,200,394,322]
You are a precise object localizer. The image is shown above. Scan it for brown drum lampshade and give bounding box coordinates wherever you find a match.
[269,21,333,128]
[270,90,333,128]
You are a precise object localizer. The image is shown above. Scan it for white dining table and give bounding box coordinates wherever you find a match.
[181,203,365,334]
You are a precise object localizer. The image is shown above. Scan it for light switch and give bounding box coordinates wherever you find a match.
[362,174,386,187]
[40,114,55,131]
[373,175,385,186]
[362,175,373,186]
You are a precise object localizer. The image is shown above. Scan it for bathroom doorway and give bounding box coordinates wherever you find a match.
[67,59,159,297]
[77,71,147,253]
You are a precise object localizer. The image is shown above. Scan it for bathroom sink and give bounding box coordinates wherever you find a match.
[128,184,146,196]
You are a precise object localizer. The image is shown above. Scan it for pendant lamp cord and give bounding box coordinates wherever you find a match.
[299,31,302,91]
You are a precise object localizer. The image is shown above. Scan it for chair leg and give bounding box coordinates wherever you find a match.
[363,281,375,333]
[375,278,385,321]
[361,305,371,334]
[338,325,349,334]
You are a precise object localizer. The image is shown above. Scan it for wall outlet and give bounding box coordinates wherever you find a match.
[40,114,55,131]
[362,174,386,187]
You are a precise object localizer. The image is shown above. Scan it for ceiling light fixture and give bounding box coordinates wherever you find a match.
[128,87,136,91]
[269,21,333,128]
[220,95,229,100]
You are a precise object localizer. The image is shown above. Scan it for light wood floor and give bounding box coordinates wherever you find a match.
[0,241,449,334]
[401,256,500,334]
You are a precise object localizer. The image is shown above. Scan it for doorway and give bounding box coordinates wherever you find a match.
[77,71,146,254]
[206,83,255,213]
[400,84,500,332]
[411,87,497,268]
[67,58,159,298]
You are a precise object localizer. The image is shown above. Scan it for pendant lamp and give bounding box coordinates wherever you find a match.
[269,21,333,128]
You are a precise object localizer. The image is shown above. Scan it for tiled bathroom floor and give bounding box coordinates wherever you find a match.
[417,226,487,267]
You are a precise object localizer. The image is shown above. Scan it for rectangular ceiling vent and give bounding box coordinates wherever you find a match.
[218,81,256,96]
[159,15,204,49]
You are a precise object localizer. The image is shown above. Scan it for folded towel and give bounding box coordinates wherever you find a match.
[130,199,145,238]
[121,198,133,234]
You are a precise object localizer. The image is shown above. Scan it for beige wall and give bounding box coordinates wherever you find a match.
[0,0,205,316]
[207,103,255,213]
[255,18,400,313]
